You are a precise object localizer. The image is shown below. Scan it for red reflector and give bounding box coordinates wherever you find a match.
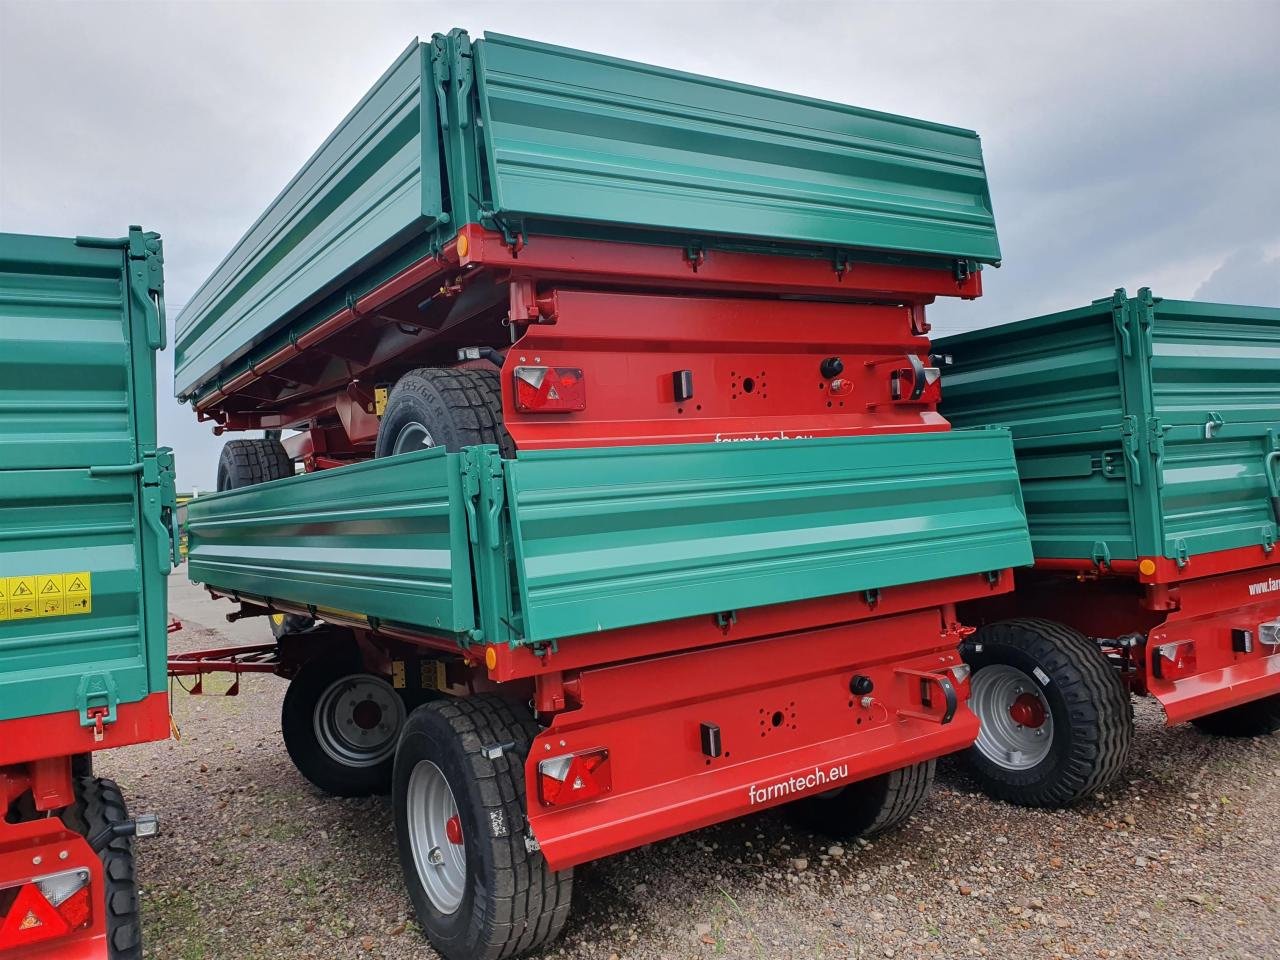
[513,366,585,412]
[0,883,70,949]
[1154,639,1197,680]
[538,748,611,807]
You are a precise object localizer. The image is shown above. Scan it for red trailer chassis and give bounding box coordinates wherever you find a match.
[0,694,169,958]
[192,225,979,465]
[965,544,1280,725]
[181,226,1009,864]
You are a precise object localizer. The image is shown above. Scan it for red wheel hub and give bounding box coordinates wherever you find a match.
[352,700,381,730]
[1009,692,1046,728]
[445,814,463,845]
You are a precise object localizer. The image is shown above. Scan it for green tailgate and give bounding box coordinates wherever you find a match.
[939,290,1280,564]
[175,28,999,401]
[0,229,175,725]
[185,431,1032,648]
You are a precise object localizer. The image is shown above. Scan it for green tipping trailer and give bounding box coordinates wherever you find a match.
[173,28,1027,960]
[0,228,177,958]
[937,289,1280,808]
[174,28,1000,417]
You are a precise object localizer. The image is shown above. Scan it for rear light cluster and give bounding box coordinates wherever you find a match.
[513,366,585,413]
[537,748,611,807]
[889,354,943,405]
[0,869,92,950]
[1152,639,1197,680]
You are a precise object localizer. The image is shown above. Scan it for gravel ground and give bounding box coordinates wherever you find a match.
[102,572,1280,960]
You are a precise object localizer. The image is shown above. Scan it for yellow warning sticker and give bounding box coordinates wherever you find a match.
[1,572,92,622]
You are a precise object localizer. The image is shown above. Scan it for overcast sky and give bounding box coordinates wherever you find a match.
[2,0,1278,489]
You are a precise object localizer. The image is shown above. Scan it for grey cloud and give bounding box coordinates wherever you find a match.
[1194,247,1280,306]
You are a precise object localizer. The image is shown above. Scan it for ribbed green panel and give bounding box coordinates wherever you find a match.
[1149,300,1280,428]
[174,42,441,398]
[0,234,147,469]
[501,432,1031,644]
[0,229,170,726]
[941,301,1126,440]
[474,33,1000,264]
[0,474,154,724]
[185,448,475,633]
[939,291,1280,563]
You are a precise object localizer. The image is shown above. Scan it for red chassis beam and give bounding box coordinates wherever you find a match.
[1033,542,1280,586]
[503,287,947,450]
[979,559,1280,726]
[193,225,981,431]
[1142,564,1280,724]
[0,694,170,770]
[527,605,974,870]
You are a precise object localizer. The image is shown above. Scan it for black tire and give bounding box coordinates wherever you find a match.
[962,618,1132,807]
[393,695,572,960]
[788,761,935,839]
[215,437,294,491]
[375,367,514,459]
[58,776,142,960]
[281,656,406,797]
[71,753,93,778]
[269,611,315,639]
[1192,692,1280,737]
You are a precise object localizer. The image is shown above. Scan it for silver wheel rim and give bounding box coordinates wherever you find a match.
[406,760,467,914]
[971,664,1054,770]
[393,422,434,455]
[313,675,404,768]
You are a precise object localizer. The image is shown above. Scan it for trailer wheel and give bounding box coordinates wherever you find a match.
[269,611,314,639]
[788,760,935,839]
[962,618,1132,807]
[281,657,406,796]
[375,367,514,459]
[215,437,294,491]
[59,776,142,960]
[1191,692,1280,737]
[393,695,572,960]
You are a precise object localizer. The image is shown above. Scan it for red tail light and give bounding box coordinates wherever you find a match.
[513,366,586,412]
[0,869,92,950]
[1152,639,1197,680]
[538,748,611,807]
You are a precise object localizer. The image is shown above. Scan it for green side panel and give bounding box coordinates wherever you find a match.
[1148,298,1280,428]
[184,448,476,633]
[174,42,442,398]
[499,432,1032,644]
[0,472,155,723]
[939,299,1140,559]
[1147,298,1280,558]
[472,33,1000,264]
[0,229,172,725]
[939,292,1280,563]
[0,232,159,469]
[174,27,1001,402]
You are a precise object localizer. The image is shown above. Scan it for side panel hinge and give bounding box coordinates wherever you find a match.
[1121,415,1141,487]
[1172,538,1189,569]
[1147,417,1169,489]
[1111,287,1132,357]
[683,241,706,272]
[1091,541,1113,569]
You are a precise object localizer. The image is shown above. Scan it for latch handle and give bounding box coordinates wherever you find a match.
[1264,451,1280,527]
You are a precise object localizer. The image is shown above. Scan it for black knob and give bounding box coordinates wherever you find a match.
[850,674,874,696]
[820,356,844,379]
